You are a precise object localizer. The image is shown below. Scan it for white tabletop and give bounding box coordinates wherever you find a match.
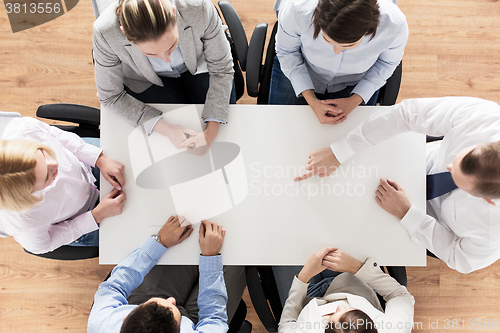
[100,104,426,266]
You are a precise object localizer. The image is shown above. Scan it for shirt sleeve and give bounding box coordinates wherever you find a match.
[278,276,308,333]
[330,97,500,163]
[88,237,167,333]
[21,117,102,166]
[354,258,414,333]
[198,0,234,123]
[22,210,98,254]
[351,22,409,103]
[401,205,497,273]
[195,254,229,333]
[275,4,315,97]
[92,23,163,127]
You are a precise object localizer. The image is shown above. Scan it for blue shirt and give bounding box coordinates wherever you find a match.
[147,46,189,78]
[276,0,408,102]
[87,237,228,333]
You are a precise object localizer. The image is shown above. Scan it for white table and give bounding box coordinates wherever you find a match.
[100,104,426,266]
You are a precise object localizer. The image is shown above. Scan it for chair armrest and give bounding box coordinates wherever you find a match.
[257,21,278,105]
[37,103,100,126]
[24,245,99,260]
[246,266,281,332]
[246,23,268,97]
[218,0,248,70]
[378,61,402,106]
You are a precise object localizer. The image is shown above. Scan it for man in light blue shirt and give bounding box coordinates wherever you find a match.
[269,0,408,125]
[88,216,245,332]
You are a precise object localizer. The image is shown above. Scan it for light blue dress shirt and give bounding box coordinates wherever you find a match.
[87,237,228,333]
[276,0,408,102]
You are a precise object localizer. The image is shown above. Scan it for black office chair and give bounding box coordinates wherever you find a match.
[245,264,407,332]
[19,103,102,260]
[217,1,403,106]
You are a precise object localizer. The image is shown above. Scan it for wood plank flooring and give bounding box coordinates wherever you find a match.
[1,0,500,331]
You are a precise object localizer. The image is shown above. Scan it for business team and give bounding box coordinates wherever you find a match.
[0,0,498,331]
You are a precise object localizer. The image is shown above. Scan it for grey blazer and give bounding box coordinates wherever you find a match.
[92,0,234,126]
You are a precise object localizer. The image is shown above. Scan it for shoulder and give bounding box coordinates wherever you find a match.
[93,4,122,38]
[377,0,407,30]
[2,117,46,140]
[174,0,209,15]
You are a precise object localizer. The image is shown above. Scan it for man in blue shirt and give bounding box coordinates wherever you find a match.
[88,215,244,332]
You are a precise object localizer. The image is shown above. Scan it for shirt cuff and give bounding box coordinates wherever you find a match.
[78,211,100,234]
[204,118,227,124]
[144,115,163,136]
[351,80,378,104]
[330,138,355,164]
[80,145,103,167]
[139,237,168,261]
[353,257,378,279]
[199,254,223,273]
[400,204,427,237]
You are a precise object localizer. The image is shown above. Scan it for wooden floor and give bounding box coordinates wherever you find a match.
[1,0,500,331]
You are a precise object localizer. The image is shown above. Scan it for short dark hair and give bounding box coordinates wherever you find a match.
[312,0,380,43]
[120,301,180,333]
[325,309,378,333]
[460,142,500,199]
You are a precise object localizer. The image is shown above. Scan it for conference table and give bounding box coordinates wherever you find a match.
[99,104,426,266]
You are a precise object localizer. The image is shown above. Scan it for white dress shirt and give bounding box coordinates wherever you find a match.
[275,0,408,102]
[0,117,102,254]
[330,97,500,273]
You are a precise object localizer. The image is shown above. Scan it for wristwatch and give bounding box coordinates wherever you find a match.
[151,234,161,244]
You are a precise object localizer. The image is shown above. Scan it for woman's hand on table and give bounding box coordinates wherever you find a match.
[92,188,126,224]
[322,249,363,274]
[153,119,199,149]
[96,153,125,190]
[302,90,346,125]
[298,247,338,283]
[182,121,220,156]
[321,94,363,116]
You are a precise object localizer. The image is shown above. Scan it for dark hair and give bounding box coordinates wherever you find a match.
[120,301,180,333]
[460,142,500,199]
[325,309,378,333]
[312,0,380,43]
[116,0,176,42]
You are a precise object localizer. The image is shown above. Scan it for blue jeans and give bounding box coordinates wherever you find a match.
[268,56,379,105]
[68,137,101,247]
[125,71,237,105]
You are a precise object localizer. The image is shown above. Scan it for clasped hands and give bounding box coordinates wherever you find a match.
[297,247,364,283]
[157,215,226,256]
[156,120,220,156]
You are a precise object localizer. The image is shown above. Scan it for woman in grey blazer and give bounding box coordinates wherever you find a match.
[93,0,235,151]
[278,247,415,333]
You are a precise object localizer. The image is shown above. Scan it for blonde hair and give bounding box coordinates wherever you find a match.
[0,140,56,211]
[116,0,177,42]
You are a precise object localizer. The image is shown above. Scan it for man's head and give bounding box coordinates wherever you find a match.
[121,297,181,333]
[311,0,380,47]
[447,142,500,202]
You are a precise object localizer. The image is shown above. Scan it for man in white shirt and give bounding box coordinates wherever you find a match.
[296,97,500,274]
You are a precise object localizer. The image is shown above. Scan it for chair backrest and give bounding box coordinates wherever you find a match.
[91,0,118,19]
[0,112,21,238]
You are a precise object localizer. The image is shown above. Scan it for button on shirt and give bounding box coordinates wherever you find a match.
[88,236,228,333]
[275,0,408,102]
[330,97,500,273]
[0,117,102,254]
